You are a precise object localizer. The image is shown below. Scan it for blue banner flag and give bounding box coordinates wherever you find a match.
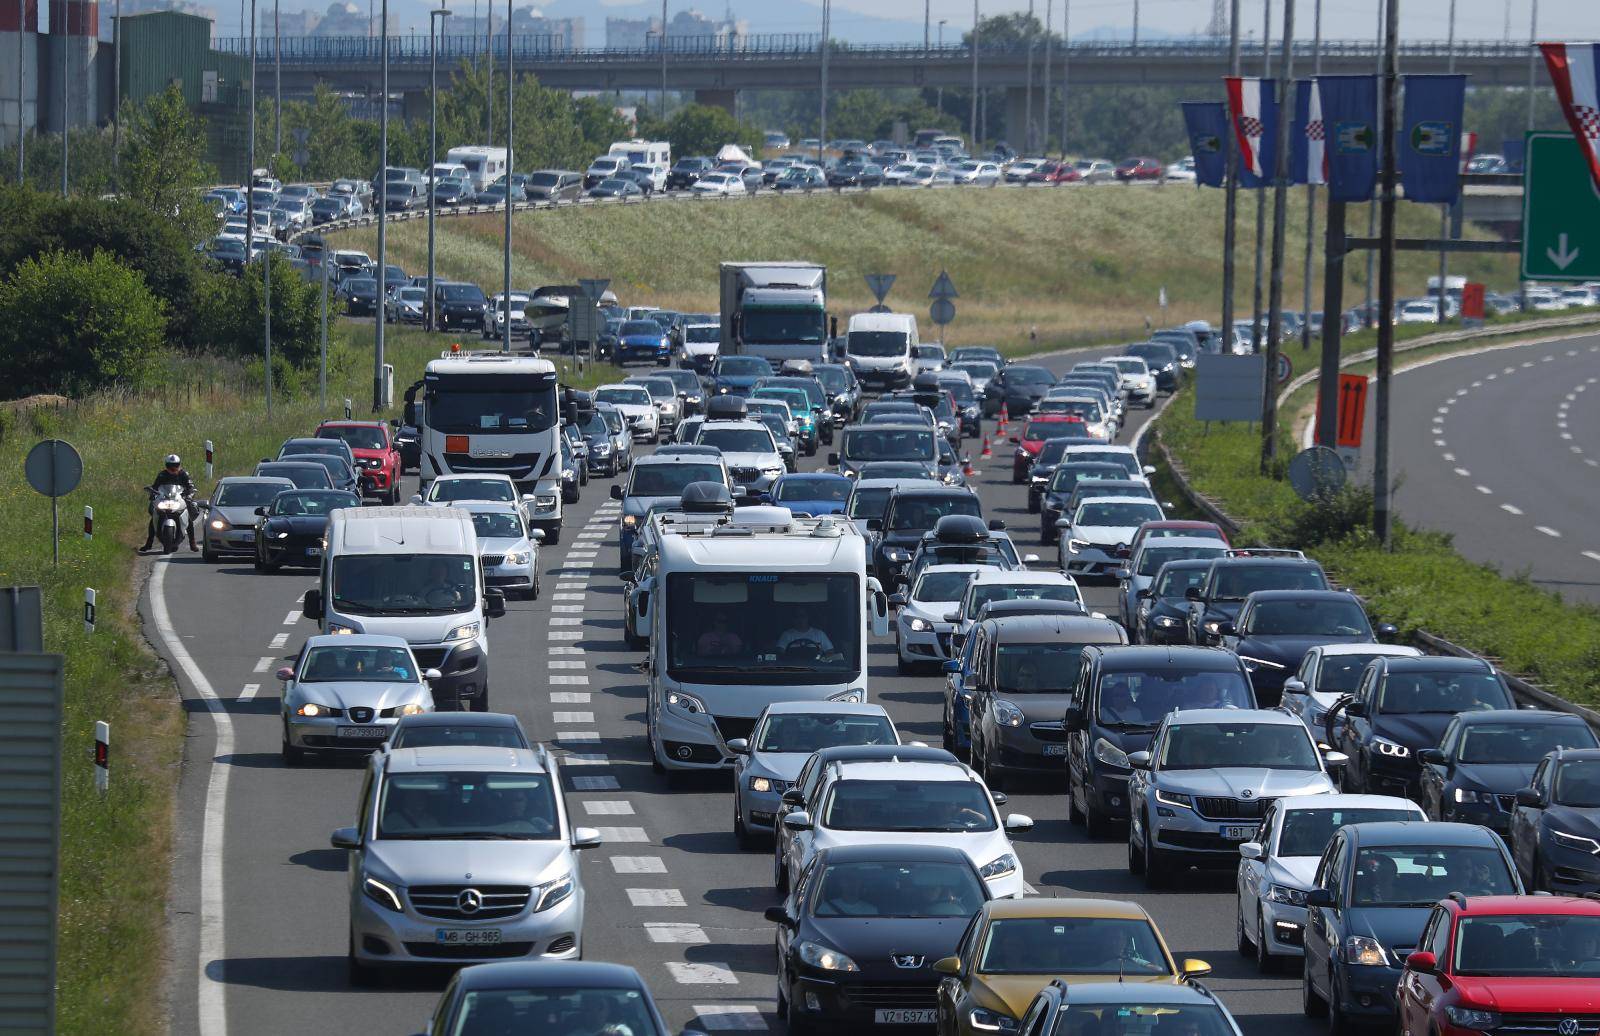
[1180,101,1229,187]
[1503,138,1526,173]
[1399,74,1467,203]
[1316,75,1379,202]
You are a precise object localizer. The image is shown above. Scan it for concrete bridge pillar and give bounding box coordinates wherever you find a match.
[1004,85,1046,153]
[693,88,736,116]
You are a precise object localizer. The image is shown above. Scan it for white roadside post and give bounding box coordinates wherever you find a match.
[94,720,110,795]
[204,440,215,481]
[84,588,96,634]
[83,505,93,541]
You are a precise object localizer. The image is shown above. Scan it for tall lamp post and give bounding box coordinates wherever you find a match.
[937,20,947,114]
[373,0,388,413]
[502,0,513,354]
[969,0,979,149]
[660,0,668,119]
[427,5,450,332]
[817,0,829,166]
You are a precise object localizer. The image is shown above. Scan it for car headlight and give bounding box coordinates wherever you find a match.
[991,699,1024,728]
[327,623,358,635]
[1444,1007,1501,1031]
[1093,737,1130,769]
[796,939,859,971]
[1453,788,1495,805]
[886,549,912,563]
[1550,829,1600,854]
[1203,620,1223,634]
[965,405,981,419]
[209,517,229,530]
[1342,935,1388,966]
[444,622,479,643]
[531,871,575,912]
[362,875,403,912]
[621,514,640,530]
[968,1008,1019,1033]
[666,690,706,715]
[749,775,774,793]
[1372,737,1411,758]
[533,494,558,513]
[1068,538,1090,553]
[295,702,334,717]
[979,853,1019,880]
[761,466,784,479]
[828,689,865,703]
[1266,883,1308,906]
[906,616,933,632]
[398,702,426,716]
[1154,616,1180,627]
[274,530,290,540]
[504,551,531,566]
[1155,788,1193,809]
[1240,655,1286,671]
[591,442,612,454]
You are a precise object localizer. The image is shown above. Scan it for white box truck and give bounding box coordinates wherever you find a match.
[718,262,831,366]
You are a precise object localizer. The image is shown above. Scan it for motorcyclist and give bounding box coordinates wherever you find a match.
[142,454,199,552]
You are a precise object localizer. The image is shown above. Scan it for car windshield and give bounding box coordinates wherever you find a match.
[1136,545,1225,577]
[978,917,1171,976]
[578,412,611,437]
[1008,367,1054,386]
[1556,760,1600,806]
[1112,358,1149,375]
[812,860,985,919]
[1453,915,1600,978]
[717,357,773,376]
[430,479,515,503]
[995,642,1097,694]
[427,378,558,435]
[755,713,895,753]
[1097,670,1254,727]
[217,482,291,507]
[344,278,376,293]
[330,554,477,616]
[1160,722,1318,771]
[596,387,651,407]
[889,494,980,531]
[941,380,976,404]
[1350,846,1516,907]
[843,428,937,462]
[1245,598,1371,637]
[697,427,774,454]
[439,284,483,302]
[389,722,527,750]
[1377,671,1513,714]
[1050,464,1126,492]
[319,425,387,450]
[848,331,909,357]
[1315,653,1396,694]
[260,465,332,489]
[377,771,558,840]
[664,573,861,682]
[685,325,720,343]
[1459,723,1596,763]
[470,512,524,539]
[967,583,1080,616]
[775,477,850,503]
[630,463,725,496]
[300,644,418,682]
[822,779,995,832]
[913,571,975,602]
[621,321,660,337]
[1078,502,1164,528]
[954,361,998,381]
[1277,807,1420,857]
[1212,565,1327,600]
[1041,399,1103,421]
[1153,565,1209,599]
[272,491,358,515]
[1025,422,1088,443]
[1055,1003,1234,1036]
[847,487,894,519]
[1129,345,1177,367]
[859,463,933,481]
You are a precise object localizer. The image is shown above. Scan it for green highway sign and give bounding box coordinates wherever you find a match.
[1521,132,1600,281]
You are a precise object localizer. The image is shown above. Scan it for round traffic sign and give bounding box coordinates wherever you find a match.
[24,439,83,498]
[929,298,956,326]
[1275,352,1293,384]
[1286,445,1347,502]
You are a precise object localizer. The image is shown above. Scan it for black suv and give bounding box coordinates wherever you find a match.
[1183,553,1328,646]
[1216,589,1393,705]
[433,281,489,332]
[665,157,715,190]
[868,487,984,591]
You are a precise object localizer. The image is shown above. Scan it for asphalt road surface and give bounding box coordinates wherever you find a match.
[154,347,1326,1036]
[1373,330,1600,606]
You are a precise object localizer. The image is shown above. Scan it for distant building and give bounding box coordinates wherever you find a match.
[666,8,744,45]
[508,7,583,49]
[117,10,251,180]
[310,1,375,36]
[605,15,658,50]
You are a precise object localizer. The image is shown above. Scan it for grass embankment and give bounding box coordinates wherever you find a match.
[1153,349,1600,708]
[330,187,1518,356]
[0,318,617,1035]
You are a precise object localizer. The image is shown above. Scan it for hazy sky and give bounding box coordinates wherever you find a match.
[721,0,1600,41]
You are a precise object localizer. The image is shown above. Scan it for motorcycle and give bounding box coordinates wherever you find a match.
[147,484,192,553]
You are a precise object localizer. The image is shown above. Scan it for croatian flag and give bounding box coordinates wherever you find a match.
[1540,42,1600,190]
[1458,131,1479,174]
[1293,79,1329,185]
[1225,76,1270,179]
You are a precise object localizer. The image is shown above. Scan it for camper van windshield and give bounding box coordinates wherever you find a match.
[743,307,826,346]
[665,573,861,684]
[330,554,478,615]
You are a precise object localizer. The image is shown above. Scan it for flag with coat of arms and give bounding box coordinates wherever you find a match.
[1539,42,1600,191]
[1224,76,1277,187]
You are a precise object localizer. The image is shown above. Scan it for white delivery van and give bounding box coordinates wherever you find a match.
[845,311,919,391]
[302,506,507,711]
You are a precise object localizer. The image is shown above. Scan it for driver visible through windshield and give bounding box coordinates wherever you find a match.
[331,554,478,615]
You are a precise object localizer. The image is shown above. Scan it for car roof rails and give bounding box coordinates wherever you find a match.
[1225,547,1307,559]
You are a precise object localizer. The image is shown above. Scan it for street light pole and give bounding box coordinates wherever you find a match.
[1436,0,1455,324]
[428,6,450,333]
[1526,0,1537,132]
[502,0,512,355]
[1041,0,1052,152]
[1261,0,1294,472]
[60,0,68,195]
[374,0,388,412]
[16,0,24,185]
[1221,0,1240,348]
[1250,0,1271,354]
[937,20,947,114]
[970,0,979,149]
[660,0,667,120]
[1374,0,1399,545]
[1024,0,1034,153]
[818,0,829,166]
[274,0,281,158]
[1060,0,1069,155]
[1301,0,1321,350]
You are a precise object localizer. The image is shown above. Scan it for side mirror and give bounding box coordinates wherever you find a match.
[1216,621,1237,637]
[731,486,747,499]
[1004,813,1034,832]
[1008,436,1019,444]
[529,528,546,543]
[255,506,269,516]
[1239,841,1263,860]
[303,588,324,621]
[1022,553,1040,564]
[1515,787,1547,808]
[330,826,360,850]
[1161,501,1175,512]
[1282,677,1307,695]
[988,519,1006,531]
[1128,751,1152,770]
[571,827,602,850]
[1417,748,1447,766]
[827,452,840,466]
[274,665,295,681]
[1376,622,1399,640]
[888,593,906,608]
[1185,586,1203,601]
[942,659,961,673]
[781,788,805,807]
[1322,750,1350,769]
[944,611,963,623]
[866,518,882,531]
[1304,887,1335,909]
[726,738,750,755]
[408,493,423,505]
[763,905,793,926]
[484,588,507,618]
[1180,959,1212,980]
[1062,705,1085,732]
[610,484,624,500]
[1405,950,1437,974]
[1136,588,1153,599]
[1142,465,1157,475]
[1110,568,1131,581]
[1054,518,1071,529]
[991,792,1009,806]
[933,956,961,976]
[1344,700,1367,718]
[422,668,443,681]
[782,811,813,831]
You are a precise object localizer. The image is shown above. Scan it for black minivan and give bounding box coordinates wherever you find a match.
[1064,645,1257,836]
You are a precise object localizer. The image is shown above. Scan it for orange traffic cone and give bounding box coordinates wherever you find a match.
[980,436,992,459]
[963,454,976,477]
[997,403,1009,433]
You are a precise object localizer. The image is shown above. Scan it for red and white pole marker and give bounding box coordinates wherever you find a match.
[83,505,93,541]
[84,587,97,635]
[204,440,215,481]
[94,720,110,795]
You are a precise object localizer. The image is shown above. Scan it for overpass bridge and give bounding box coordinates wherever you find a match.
[215,35,1539,129]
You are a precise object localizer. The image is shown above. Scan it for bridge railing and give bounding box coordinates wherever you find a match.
[208,34,1537,67]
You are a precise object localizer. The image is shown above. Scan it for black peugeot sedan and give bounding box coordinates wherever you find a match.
[767,843,989,1035]
[1216,589,1395,705]
[420,960,679,1036]
[254,489,359,571]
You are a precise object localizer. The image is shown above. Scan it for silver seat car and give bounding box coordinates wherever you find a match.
[1127,708,1342,886]
[461,501,542,600]
[278,634,437,764]
[331,743,601,983]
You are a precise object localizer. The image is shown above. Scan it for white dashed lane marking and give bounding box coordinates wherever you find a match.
[549,630,583,640]
[582,800,636,816]
[628,888,686,907]
[552,711,593,724]
[282,611,300,625]
[668,962,738,985]
[550,674,591,684]
[611,856,667,873]
[252,656,274,673]
[646,923,708,944]
[1536,526,1562,538]
[570,775,620,791]
[1501,504,1523,515]
[1453,467,1471,477]
[1475,486,1492,495]
[692,1006,768,1031]
[594,826,650,842]
[549,660,586,669]
[563,753,608,766]
[549,691,590,702]
[269,632,289,649]
[556,730,600,743]
[1584,551,1600,564]
[238,683,260,702]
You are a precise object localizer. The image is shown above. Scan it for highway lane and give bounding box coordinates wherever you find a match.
[155,348,1324,1036]
[1371,331,1600,605]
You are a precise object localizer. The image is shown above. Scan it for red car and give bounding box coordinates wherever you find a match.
[314,420,402,504]
[1010,415,1091,482]
[1397,894,1600,1036]
[1115,157,1163,182]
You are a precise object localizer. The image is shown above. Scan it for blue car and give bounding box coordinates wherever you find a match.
[711,355,774,396]
[615,319,671,366]
[768,473,850,516]
[941,634,979,758]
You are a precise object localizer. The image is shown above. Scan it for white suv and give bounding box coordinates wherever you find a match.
[332,744,601,982]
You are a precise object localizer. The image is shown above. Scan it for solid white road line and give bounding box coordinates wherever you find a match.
[628,888,686,906]
[611,856,667,873]
[667,962,738,984]
[149,558,230,1036]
